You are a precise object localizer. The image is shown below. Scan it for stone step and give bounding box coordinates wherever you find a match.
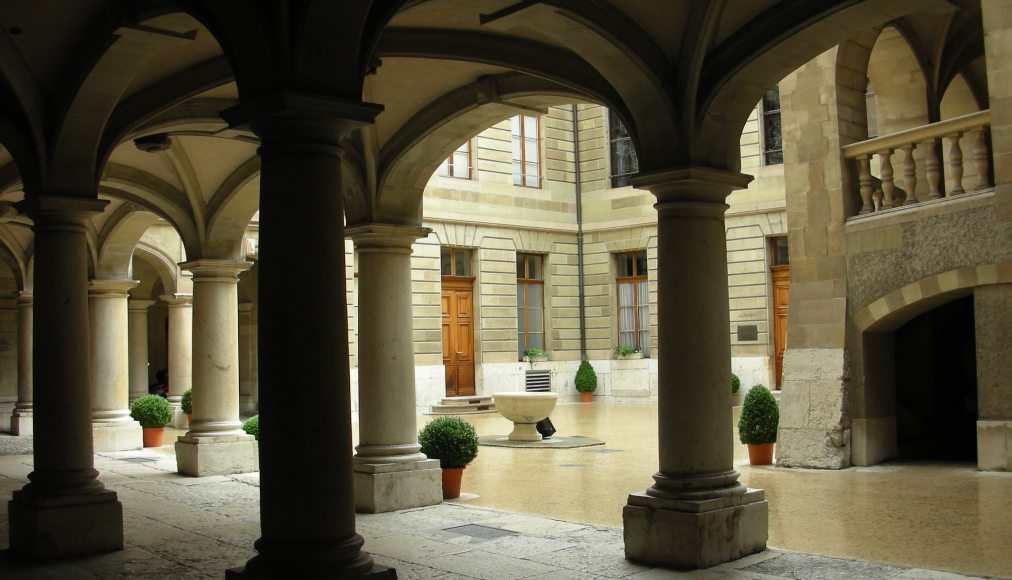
[429,396,497,415]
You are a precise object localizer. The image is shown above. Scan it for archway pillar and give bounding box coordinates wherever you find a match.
[128,299,156,404]
[975,283,1012,471]
[348,223,442,513]
[623,167,768,569]
[90,279,143,452]
[8,195,123,558]
[11,292,33,435]
[223,94,392,579]
[161,293,193,428]
[238,302,257,417]
[175,260,257,476]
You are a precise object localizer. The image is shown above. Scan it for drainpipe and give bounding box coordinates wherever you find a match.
[572,104,588,359]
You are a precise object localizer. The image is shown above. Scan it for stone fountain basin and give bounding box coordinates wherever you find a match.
[493,392,558,441]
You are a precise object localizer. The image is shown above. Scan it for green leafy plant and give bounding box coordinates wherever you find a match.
[181,388,193,414]
[418,416,479,468]
[524,347,545,358]
[731,373,741,394]
[574,359,598,393]
[738,384,779,445]
[130,394,173,428]
[616,345,641,357]
[242,415,259,440]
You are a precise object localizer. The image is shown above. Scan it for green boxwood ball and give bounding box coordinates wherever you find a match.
[130,394,173,428]
[418,416,479,468]
[738,384,779,445]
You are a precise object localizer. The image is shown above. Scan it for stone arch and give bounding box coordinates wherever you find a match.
[0,229,27,292]
[95,204,163,280]
[133,242,180,297]
[205,156,260,260]
[372,74,600,226]
[868,25,930,135]
[854,262,1012,333]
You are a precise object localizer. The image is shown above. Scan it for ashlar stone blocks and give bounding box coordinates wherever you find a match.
[9,489,123,558]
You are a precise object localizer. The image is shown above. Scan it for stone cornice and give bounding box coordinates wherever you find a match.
[179,259,251,282]
[346,223,432,249]
[88,279,139,296]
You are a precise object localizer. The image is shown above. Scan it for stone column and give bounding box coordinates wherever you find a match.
[128,299,155,404]
[90,280,143,452]
[8,195,123,558]
[349,224,441,513]
[10,292,33,435]
[238,302,257,416]
[623,168,767,569]
[162,294,192,428]
[223,97,389,579]
[174,260,257,476]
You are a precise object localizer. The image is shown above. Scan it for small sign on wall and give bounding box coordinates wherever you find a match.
[737,325,758,341]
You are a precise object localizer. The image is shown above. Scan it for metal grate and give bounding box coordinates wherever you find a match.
[525,370,551,392]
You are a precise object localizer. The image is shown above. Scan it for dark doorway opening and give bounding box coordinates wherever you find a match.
[894,295,977,460]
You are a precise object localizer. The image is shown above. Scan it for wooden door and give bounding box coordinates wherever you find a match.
[441,278,475,397]
[772,266,790,388]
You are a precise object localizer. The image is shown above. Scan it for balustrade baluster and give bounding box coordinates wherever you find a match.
[878,149,895,209]
[971,127,991,190]
[922,137,942,199]
[899,143,917,205]
[857,154,874,214]
[947,132,965,195]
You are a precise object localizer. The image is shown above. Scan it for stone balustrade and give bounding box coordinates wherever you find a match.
[842,110,991,214]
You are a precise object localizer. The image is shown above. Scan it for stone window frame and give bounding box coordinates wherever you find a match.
[511,114,542,188]
[516,252,545,357]
[761,85,783,166]
[608,109,640,187]
[615,250,650,356]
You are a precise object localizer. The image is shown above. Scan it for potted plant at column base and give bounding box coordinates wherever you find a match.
[738,384,779,465]
[130,394,173,447]
[417,416,479,499]
[181,388,193,424]
[575,359,597,403]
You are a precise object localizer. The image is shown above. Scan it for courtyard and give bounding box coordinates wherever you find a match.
[1,402,1009,579]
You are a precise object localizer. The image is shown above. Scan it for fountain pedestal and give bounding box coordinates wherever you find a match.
[493,392,558,441]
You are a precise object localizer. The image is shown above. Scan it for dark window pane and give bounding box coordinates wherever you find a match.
[635,252,647,276]
[763,114,782,152]
[618,253,634,277]
[528,255,542,280]
[440,248,451,276]
[517,254,526,278]
[773,237,790,266]
[455,249,470,277]
[762,86,780,112]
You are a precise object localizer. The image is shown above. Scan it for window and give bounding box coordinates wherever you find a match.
[511,114,541,188]
[865,80,878,139]
[616,251,649,356]
[771,236,790,266]
[438,141,472,179]
[440,247,471,277]
[761,86,783,165]
[516,253,544,357]
[609,110,639,187]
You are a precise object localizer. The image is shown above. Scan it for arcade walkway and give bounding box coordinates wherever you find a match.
[0,402,1008,579]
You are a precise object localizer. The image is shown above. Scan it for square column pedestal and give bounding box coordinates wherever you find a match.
[353,458,443,513]
[11,411,33,435]
[176,434,258,477]
[9,489,123,558]
[623,489,768,569]
[93,421,143,452]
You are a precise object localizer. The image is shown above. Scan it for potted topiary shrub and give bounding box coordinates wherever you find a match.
[130,394,173,447]
[417,416,479,499]
[575,359,597,403]
[181,388,193,424]
[738,384,779,465]
[242,415,259,440]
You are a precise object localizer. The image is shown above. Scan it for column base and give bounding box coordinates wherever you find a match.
[175,434,258,476]
[8,488,123,558]
[226,563,395,579]
[353,458,442,513]
[978,420,1012,471]
[92,420,143,452]
[11,411,33,436]
[623,489,768,569]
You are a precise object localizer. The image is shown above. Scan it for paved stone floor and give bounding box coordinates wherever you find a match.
[0,402,1009,579]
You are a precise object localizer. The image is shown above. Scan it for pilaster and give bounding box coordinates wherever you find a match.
[348,223,442,513]
[175,260,257,476]
[10,292,33,435]
[622,168,767,569]
[90,279,142,452]
[9,195,123,558]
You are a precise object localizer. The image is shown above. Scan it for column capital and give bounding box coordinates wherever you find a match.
[346,223,431,250]
[632,166,752,216]
[223,91,384,145]
[16,291,33,306]
[16,195,108,226]
[88,279,139,296]
[179,259,251,282]
[128,299,157,312]
[160,293,193,307]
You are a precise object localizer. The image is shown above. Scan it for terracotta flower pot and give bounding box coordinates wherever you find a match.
[441,467,464,499]
[747,442,774,465]
[579,391,594,403]
[142,426,166,448]
[186,413,193,425]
